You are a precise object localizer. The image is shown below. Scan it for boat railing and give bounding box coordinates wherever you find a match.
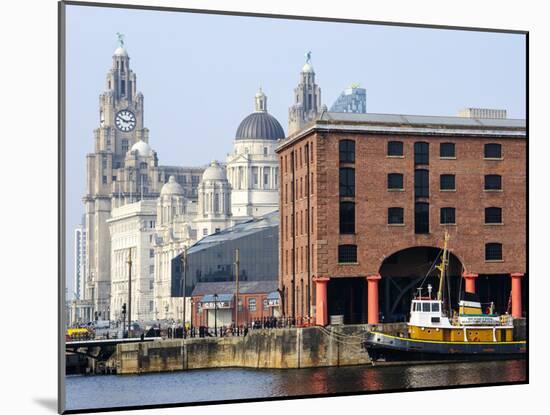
[500,314,514,326]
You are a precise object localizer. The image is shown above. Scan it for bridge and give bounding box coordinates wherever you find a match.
[65,337,163,375]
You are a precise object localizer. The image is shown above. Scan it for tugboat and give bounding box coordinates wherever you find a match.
[364,232,526,361]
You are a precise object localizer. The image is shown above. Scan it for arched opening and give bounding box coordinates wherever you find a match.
[378,246,463,323]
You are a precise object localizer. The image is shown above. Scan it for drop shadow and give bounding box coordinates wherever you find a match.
[34,398,58,413]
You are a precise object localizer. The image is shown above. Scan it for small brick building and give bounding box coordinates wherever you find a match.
[191,281,280,328]
[276,112,526,325]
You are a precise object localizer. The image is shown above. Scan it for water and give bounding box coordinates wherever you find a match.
[65,360,526,411]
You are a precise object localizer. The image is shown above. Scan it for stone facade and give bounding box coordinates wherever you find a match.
[226,89,282,220]
[288,55,323,135]
[107,200,157,321]
[276,112,527,324]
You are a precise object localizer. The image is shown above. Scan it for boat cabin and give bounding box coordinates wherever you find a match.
[409,298,452,328]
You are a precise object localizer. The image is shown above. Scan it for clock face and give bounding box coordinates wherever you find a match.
[115,110,136,132]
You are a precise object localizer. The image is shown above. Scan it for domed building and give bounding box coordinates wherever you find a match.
[194,161,233,238]
[226,88,284,220]
[153,175,198,321]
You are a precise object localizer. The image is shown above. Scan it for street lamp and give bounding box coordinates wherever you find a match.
[213,293,218,337]
[190,298,194,335]
[180,246,188,338]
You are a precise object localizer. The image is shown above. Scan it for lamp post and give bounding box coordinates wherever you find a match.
[121,303,127,338]
[127,248,132,338]
[190,299,194,336]
[213,293,218,337]
[180,246,188,338]
[234,249,240,329]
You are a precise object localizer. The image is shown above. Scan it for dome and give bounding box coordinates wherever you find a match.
[160,176,184,196]
[235,112,285,140]
[130,140,153,157]
[202,161,226,181]
[114,47,128,57]
[302,62,314,73]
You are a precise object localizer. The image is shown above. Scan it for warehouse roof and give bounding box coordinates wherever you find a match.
[277,111,526,152]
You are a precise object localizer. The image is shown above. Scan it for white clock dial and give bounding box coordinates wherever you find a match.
[115,109,136,132]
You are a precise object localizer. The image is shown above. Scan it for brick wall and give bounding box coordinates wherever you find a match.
[278,129,526,320]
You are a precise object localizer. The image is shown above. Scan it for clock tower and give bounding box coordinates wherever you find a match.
[83,36,150,319]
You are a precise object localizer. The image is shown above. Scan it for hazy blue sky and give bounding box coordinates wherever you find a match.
[65,4,526,297]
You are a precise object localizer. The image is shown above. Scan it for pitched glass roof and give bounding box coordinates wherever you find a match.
[187,210,279,255]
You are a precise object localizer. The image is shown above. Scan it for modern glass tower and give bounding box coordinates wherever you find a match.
[330,86,367,113]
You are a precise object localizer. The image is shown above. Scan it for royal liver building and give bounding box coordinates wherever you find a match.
[83,39,203,320]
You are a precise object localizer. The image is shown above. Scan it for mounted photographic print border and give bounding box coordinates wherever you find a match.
[59,1,528,413]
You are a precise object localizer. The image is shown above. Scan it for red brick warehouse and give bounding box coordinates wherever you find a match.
[276,112,526,325]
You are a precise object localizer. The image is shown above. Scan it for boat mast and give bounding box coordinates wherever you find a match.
[435,231,450,301]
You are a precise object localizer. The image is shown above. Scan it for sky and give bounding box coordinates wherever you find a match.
[64,4,526,298]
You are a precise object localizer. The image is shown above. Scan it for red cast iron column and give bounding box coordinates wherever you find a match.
[367,274,381,324]
[313,276,329,326]
[462,272,478,294]
[510,273,525,318]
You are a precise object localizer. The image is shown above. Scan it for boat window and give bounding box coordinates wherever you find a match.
[432,303,440,312]
[422,303,431,312]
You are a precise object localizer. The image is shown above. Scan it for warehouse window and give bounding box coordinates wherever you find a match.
[414,142,429,165]
[340,202,355,234]
[388,173,404,190]
[248,298,257,312]
[388,207,404,225]
[440,207,456,225]
[415,169,429,197]
[388,141,404,157]
[440,143,456,158]
[484,143,502,159]
[485,207,502,224]
[339,140,355,163]
[338,245,357,263]
[440,174,456,191]
[485,243,503,261]
[485,175,502,191]
[339,168,355,197]
[415,202,429,234]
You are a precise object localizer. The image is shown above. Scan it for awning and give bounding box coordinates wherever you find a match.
[266,291,280,300]
[266,291,280,307]
[199,294,234,309]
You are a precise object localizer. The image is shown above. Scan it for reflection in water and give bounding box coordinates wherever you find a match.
[66,360,526,411]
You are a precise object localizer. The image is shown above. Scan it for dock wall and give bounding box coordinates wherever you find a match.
[117,323,407,374]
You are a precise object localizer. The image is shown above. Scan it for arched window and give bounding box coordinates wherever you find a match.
[485,175,502,190]
[440,142,456,158]
[387,141,403,157]
[388,173,404,190]
[485,207,502,224]
[338,245,357,263]
[484,143,502,159]
[440,207,456,225]
[388,207,404,224]
[485,243,503,261]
